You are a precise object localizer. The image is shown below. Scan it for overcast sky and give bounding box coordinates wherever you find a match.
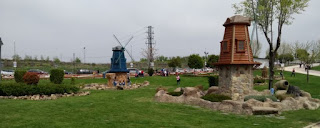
[0,0,319,63]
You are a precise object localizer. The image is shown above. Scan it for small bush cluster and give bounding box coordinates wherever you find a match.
[0,83,79,96]
[71,77,76,85]
[148,68,154,76]
[262,66,268,78]
[244,95,277,102]
[254,78,265,83]
[201,94,231,102]
[167,91,184,96]
[50,69,64,84]
[23,72,40,85]
[208,75,219,87]
[14,70,27,83]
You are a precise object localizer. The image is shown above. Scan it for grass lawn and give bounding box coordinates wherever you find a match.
[0,71,320,128]
[312,65,320,71]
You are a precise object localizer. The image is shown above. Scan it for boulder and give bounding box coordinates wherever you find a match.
[183,87,203,98]
[143,81,150,86]
[286,85,302,97]
[174,87,183,92]
[300,90,312,98]
[275,90,287,96]
[252,107,279,115]
[207,86,219,95]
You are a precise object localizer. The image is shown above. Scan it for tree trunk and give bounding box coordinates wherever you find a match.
[268,51,275,90]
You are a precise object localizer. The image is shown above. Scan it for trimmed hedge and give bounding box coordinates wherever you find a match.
[254,78,265,83]
[201,94,231,102]
[50,69,64,84]
[14,70,27,83]
[0,83,79,96]
[244,95,278,102]
[23,72,40,85]
[208,75,219,87]
[148,68,154,76]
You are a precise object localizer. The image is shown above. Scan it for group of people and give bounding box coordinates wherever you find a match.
[113,75,131,86]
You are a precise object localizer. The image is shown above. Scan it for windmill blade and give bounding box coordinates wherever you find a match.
[113,34,124,47]
[123,36,133,48]
[124,49,135,62]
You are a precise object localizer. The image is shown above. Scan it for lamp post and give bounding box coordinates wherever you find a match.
[0,37,3,83]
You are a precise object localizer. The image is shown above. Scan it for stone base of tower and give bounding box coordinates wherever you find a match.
[218,65,254,100]
[106,72,129,87]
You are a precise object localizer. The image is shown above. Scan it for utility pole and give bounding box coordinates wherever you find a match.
[13,41,17,70]
[204,49,209,67]
[0,37,3,83]
[146,26,155,69]
[73,53,75,74]
[83,47,86,64]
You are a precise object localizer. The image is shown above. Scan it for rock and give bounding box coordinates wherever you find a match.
[252,107,279,115]
[183,87,202,98]
[51,94,57,100]
[218,100,244,114]
[300,90,312,98]
[244,99,264,107]
[174,87,183,92]
[34,95,40,100]
[143,81,150,86]
[156,87,167,92]
[286,85,302,97]
[275,90,287,96]
[207,86,219,95]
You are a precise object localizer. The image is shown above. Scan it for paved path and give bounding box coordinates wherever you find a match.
[284,63,320,77]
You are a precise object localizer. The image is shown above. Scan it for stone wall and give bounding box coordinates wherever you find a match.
[218,65,253,100]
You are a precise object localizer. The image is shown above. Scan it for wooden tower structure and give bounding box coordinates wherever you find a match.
[214,15,260,100]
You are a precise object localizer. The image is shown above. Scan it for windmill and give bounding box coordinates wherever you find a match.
[107,35,134,73]
[113,34,135,63]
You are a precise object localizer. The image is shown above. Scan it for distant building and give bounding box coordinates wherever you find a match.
[254,58,269,68]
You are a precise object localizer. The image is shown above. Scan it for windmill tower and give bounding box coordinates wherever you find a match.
[105,35,134,87]
[214,15,260,100]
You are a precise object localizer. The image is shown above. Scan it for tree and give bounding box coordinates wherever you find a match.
[46,56,50,61]
[251,40,261,58]
[156,55,168,62]
[53,57,60,64]
[12,54,21,61]
[24,55,32,61]
[278,53,294,64]
[75,57,81,64]
[187,54,204,69]
[168,56,182,70]
[40,55,44,61]
[34,56,38,61]
[206,55,219,68]
[234,0,309,89]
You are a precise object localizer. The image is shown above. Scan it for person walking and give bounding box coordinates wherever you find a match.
[291,68,296,77]
[176,74,180,86]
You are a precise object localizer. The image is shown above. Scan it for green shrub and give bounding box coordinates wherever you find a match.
[23,72,40,85]
[244,95,278,102]
[148,68,154,76]
[0,83,79,96]
[201,94,231,102]
[71,77,76,85]
[50,69,64,84]
[254,78,265,83]
[14,70,27,83]
[167,91,183,96]
[208,75,219,87]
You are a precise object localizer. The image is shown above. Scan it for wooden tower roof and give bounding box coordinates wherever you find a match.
[215,15,260,65]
